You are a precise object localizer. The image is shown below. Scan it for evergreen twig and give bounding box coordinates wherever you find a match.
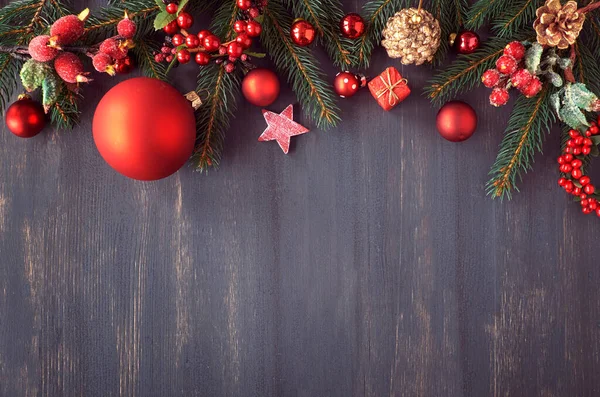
[492,0,542,38]
[466,0,518,30]
[132,39,168,81]
[431,0,468,65]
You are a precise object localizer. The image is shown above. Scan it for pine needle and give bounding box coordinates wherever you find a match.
[132,39,168,81]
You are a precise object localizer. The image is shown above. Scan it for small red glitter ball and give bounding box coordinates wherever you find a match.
[340,13,365,39]
[511,69,533,88]
[453,31,480,54]
[28,35,59,62]
[482,69,501,88]
[291,19,316,46]
[520,77,543,98]
[117,16,137,39]
[504,41,526,60]
[490,87,510,107]
[496,55,518,75]
[50,14,85,45]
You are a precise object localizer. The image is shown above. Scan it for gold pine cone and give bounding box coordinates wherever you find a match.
[533,0,585,49]
[381,8,441,66]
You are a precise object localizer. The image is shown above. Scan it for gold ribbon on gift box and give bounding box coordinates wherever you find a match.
[375,68,408,107]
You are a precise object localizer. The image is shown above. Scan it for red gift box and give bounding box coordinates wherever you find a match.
[368,67,411,111]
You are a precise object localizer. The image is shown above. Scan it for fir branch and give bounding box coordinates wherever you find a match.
[132,39,168,81]
[0,0,41,26]
[431,0,468,65]
[262,0,340,129]
[280,0,356,68]
[353,0,408,69]
[573,40,600,94]
[0,54,23,115]
[486,90,556,199]
[49,86,79,130]
[191,0,241,170]
[492,0,542,38]
[83,1,160,43]
[425,37,508,106]
[466,0,517,30]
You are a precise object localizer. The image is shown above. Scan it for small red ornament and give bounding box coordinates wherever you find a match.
[340,13,365,39]
[334,71,364,98]
[5,95,46,138]
[291,19,316,46]
[258,105,309,154]
[367,67,410,111]
[436,101,477,142]
[114,56,134,74]
[242,68,280,107]
[451,31,480,54]
[92,78,196,181]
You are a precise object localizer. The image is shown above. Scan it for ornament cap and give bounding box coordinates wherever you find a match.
[184,91,203,110]
[78,8,90,21]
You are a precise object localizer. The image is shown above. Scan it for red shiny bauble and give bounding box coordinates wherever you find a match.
[114,56,134,74]
[333,71,361,98]
[93,78,196,181]
[436,101,477,142]
[340,13,366,39]
[291,19,316,46]
[242,68,280,107]
[452,31,480,54]
[5,96,46,138]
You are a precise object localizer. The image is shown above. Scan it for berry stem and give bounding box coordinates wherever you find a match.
[578,1,600,14]
[564,45,577,84]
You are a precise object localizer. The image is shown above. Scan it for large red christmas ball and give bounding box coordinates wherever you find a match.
[242,68,280,107]
[340,13,366,39]
[436,101,477,142]
[93,77,196,181]
[291,19,316,46]
[5,96,46,138]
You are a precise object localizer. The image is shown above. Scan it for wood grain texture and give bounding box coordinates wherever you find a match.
[1,1,599,396]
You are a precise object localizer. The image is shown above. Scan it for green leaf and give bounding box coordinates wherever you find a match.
[547,71,563,87]
[570,83,598,110]
[591,136,600,145]
[154,10,176,30]
[525,42,543,74]
[560,102,589,130]
[177,0,190,12]
[550,91,561,116]
[155,0,166,11]
[591,145,600,157]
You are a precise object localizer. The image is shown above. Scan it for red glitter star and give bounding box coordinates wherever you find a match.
[258,105,309,154]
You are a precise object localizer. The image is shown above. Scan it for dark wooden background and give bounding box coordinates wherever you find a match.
[1,1,599,396]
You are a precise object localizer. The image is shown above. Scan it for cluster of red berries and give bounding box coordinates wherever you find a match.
[557,121,600,217]
[156,0,266,73]
[27,9,136,83]
[482,41,543,107]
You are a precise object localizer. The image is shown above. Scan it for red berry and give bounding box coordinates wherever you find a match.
[117,16,137,39]
[166,3,178,14]
[166,55,174,62]
[582,146,592,155]
[496,55,518,75]
[564,181,574,192]
[567,139,576,147]
[584,138,593,146]
[573,147,582,155]
[490,87,510,107]
[172,33,185,46]
[236,33,252,49]
[580,176,591,186]
[195,52,211,65]
[225,62,235,73]
[54,52,89,84]
[218,46,227,55]
[248,7,260,19]
[92,52,115,75]
[186,35,200,48]
[154,53,165,63]
[28,35,59,62]
[234,20,247,33]
[161,46,171,54]
[177,49,191,63]
[227,41,243,58]
[571,159,582,168]
[574,187,582,195]
[558,177,567,186]
[99,37,128,60]
[560,164,572,173]
[596,208,600,216]
[511,69,533,88]
[590,125,599,135]
[245,20,262,37]
[237,0,251,10]
[575,136,584,146]
[572,168,582,179]
[203,35,221,51]
[564,154,574,162]
[558,156,566,164]
[163,20,179,35]
[584,184,595,195]
[177,12,194,29]
[50,14,85,45]
[582,206,592,214]
[504,41,526,60]
[520,76,543,98]
[197,30,212,41]
[482,69,501,88]
[569,129,579,138]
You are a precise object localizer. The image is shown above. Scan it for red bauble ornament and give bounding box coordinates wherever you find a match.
[92,78,196,181]
[291,19,316,46]
[436,101,477,142]
[242,68,280,107]
[5,95,46,138]
[334,71,363,98]
[452,31,480,54]
[340,13,365,39]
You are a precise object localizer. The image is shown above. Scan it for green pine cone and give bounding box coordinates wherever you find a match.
[42,74,60,113]
[20,59,53,92]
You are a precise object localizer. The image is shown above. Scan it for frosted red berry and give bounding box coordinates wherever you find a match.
[92,53,115,74]
[490,87,510,107]
[117,17,137,39]
[99,38,128,60]
[154,53,165,63]
[225,62,235,73]
[520,76,542,98]
[503,41,526,60]
[248,7,260,19]
[511,69,533,88]
[50,15,85,45]
[28,35,60,62]
[54,52,89,83]
[482,69,501,88]
[496,55,518,75]
[166,3,178,14]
